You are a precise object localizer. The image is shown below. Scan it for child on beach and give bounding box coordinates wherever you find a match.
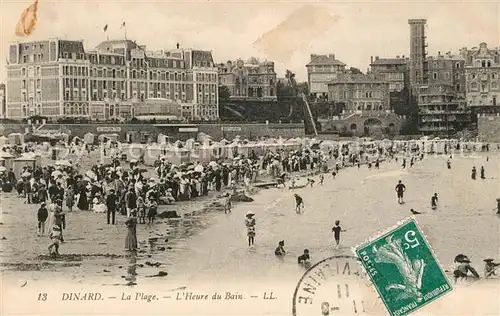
[298,249,310,264]
[294,194,304,213]
[274,240,286,257]
[332,220,346,247]
[37,202,48,236]
[137,196,146,224]
[48,225,62,257]
[224,193,232,214]
[146,199,158,224]
[431,193,438,210]
[483,259,500,278]
[306,178,315,188]
[319,174,324,185]
[245,212,256,247]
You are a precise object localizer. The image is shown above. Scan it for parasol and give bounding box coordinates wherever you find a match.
[51,170,62,177]
[55,159,71,167]
[194,165,204,172]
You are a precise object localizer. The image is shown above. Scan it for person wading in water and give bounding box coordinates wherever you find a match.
[395,180,406,204]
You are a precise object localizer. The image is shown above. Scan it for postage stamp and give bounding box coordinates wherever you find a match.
[354,217,452,316]
[292,255,383,316]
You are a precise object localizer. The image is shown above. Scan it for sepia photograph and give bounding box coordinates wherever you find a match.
[0,0,499,315]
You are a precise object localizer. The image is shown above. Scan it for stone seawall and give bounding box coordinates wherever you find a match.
[0,123,305,141]
[478,114,500,142]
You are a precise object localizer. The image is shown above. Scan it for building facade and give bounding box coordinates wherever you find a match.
[408,19,428,90]
[0,83,5,118]
[217,58,277,101]
[416,84,470,135]
[426,52,466,98]
[369,56,409,92]
[327,73,390,112]
[306,54,346,99]
[6,39,218,121]
[460,42,500,113]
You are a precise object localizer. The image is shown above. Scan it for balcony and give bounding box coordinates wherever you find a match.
[419,110,468,115]
[419,126,454,132]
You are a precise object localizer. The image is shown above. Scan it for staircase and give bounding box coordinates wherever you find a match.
[300,93,318,136]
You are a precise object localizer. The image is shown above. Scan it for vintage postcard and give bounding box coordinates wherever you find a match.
[1,0,500,315]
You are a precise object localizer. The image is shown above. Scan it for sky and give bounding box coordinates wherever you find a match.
[1,0,499,84]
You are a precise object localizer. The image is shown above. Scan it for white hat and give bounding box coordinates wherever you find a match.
[246,211,255,217]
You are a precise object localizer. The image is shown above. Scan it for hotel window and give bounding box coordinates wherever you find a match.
[471,82,478,89]
[23,55,27,63]
[103,91,108,98]
[22,80,26,89]
[22,92,27,102]
[444,72,450,80]
[492,82,498,89]
[36,79,41,89]
[493,73,498,79]
[22,68,26,76]
[433,73,438,80]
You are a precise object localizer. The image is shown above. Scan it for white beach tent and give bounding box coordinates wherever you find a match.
[0,135,8,146]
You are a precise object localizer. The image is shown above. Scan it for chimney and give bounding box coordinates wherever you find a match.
[402,55,405,59]
[176,43,180,49]
[396,55,400,59]
[438,51,441,56]
[371,56,373,63]
[329,54,335,60]
[375,56,379,60]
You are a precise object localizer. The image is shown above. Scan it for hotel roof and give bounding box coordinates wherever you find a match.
[306,55,346,67]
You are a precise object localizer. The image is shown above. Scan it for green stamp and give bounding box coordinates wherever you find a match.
[354,218,452,316]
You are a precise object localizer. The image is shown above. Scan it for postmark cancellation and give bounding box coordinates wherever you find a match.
[292,255,383,316]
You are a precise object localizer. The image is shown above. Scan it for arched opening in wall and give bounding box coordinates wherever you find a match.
[366,104,372,110]
[363,118,383,136]
[379,106,383,110]
[388,122,396,135]
[350,123,357,130]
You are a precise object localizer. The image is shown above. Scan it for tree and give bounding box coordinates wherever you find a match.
[218,85,231,101]
[349,67,363,75]
[296,82,309,95]
[285,69,298,96]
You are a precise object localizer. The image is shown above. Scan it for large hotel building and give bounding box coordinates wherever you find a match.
[5,39,219,121]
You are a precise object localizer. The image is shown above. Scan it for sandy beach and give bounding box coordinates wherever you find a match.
[1,152,500,315]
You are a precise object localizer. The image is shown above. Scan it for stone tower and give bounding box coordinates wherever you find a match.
[408,19,428,90]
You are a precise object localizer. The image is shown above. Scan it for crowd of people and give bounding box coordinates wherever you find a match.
[1,137,499,279]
